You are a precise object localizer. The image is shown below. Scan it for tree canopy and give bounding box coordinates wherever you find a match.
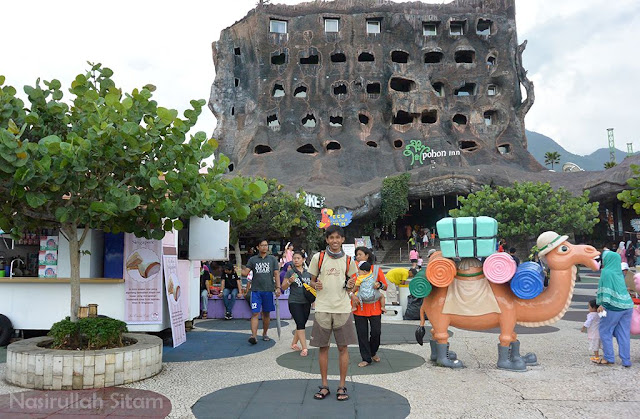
[381,173,410,227]
[544,151,561,170]
[449,182,599,238]
[0,64,266,320]
[618,164,640,214]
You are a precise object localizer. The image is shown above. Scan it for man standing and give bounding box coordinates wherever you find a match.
[242,239,280,344]
[309,225,357,401]
[509,247,520,266]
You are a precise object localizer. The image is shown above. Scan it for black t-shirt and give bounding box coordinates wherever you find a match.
[200,272,210,292]
[222,271,240,290]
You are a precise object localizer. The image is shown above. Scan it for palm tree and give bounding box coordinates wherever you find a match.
[544,151,561,170]
[604,161,617,169]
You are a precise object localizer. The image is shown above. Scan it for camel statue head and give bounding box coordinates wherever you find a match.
[537,231,600,272]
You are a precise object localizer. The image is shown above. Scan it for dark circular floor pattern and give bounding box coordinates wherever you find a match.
[163,330,275,362]
[297,324,453,345]
[0,388,171,418]
[468,325,560,335]
[197,318,289,331]
[277,347,425,375]
[192,379,410,419]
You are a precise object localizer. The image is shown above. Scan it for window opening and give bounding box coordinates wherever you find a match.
[352,80,363,91]
[391,51,409,63]
[366,20,380,34]
[302,113,317,128]
[326,141,342,151]
[300,54,319,65]
[297,144,318,154]
[271,52,286,65]
[359,114,370,125]
[234,47,241,56]
[459,140,479,151]
[455,83,476,96]
[254,145,273,154]
[498,144,511,154]
[393,111,414,125]
[325,18,339,33]
[477,19,492,36]
[424,51,443,63]
[484,110,496,126]
[331,53,346,63]
[329,116,343,127]
[272,84,285,97]
[423,22,438,36]
[487,85,497,96]
[366,141,378,148]
[228,163,234,172]
[390,77,416,92]
[421,110,437,124]
[393,140,403,148]
[450,21,465,36]
[270,19,287,34]
[294,86,308,98]
[234,78,239,87]
[333,83,347,95]
[453,114,467,125]
[366,83,381,94]
[487,56,496,66]
[358,52,375,62]
[432,82,444,97]
[231,107,235,116]
[455,50,475,64]
[267,114,279,127]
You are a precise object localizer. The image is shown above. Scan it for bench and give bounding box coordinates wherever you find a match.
[207,293,291,319]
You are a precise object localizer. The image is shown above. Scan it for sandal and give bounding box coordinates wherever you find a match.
[372,355,381,362]
[202,312,207,320]
[248,336,257,345]
[314,386,330,400]
[336,386,349,401]
[590,356,601,362]
[358,361,370,367]
[262,335,271,341]
[291,344,301,351]
[300,348,308,357]
[595,358,613,365]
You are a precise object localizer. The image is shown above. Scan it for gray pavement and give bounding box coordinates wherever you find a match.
[0,347,5,364]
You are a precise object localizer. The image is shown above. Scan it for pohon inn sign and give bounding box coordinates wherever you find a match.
[403,140,460,166]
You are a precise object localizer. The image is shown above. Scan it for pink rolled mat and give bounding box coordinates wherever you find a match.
[483,252,517,284]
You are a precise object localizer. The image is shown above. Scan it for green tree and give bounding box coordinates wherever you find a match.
[617,164,640,214]
[604,161,617,169]
[544,151,561,170]
[449,182,599,239]
[0,65,266,321]
[381,173,410,227]
[229,179,323,267]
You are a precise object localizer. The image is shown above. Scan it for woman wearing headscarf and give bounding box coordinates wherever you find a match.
[617,241,627,264]
[595,250,634,366]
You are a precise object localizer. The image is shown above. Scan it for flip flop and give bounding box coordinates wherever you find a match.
[596,358,613,365]
[262,335,271,341]
[291,344,301,351]
[372,355,381,362]
[300,348,308,357]
[358,361,370,367]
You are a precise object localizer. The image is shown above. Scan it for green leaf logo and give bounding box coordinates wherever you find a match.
[403,140,430,166]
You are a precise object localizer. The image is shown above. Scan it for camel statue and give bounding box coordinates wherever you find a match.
[416,231,600,371]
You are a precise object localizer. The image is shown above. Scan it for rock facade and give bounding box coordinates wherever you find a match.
[210,0,542,189]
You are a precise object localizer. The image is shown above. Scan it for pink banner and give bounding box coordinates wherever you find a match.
[124,234,163,324]
[163,255,186,347]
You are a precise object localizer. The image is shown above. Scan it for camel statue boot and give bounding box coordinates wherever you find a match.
[510,340,538,366]
[429,340,457,362]
[497,344,526,371]
[435,343,463,368]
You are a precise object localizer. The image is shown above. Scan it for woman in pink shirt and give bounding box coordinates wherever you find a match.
[409,248,419,269]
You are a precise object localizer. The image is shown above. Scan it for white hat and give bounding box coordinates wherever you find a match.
[537,231,569,257]
[621,262,630,271]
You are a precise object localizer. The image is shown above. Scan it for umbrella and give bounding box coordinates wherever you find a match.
[275,294,282,339]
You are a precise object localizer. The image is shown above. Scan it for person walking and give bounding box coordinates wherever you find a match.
[242,239,281,345]
[595,250,634,367]
[352,246,388,368]
[308,225,357,401]
[282,251,312,356]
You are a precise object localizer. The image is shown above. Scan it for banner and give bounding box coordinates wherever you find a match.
[124,234,163,324]
[163,255,186,348]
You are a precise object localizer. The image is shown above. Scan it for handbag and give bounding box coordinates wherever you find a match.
[302,283,316,303]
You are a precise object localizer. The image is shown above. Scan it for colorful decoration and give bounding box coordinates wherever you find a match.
[409,271,432,298]
[316,208,353,229]
[424,251,456,288]
[483,253,517,284]
[510,262,544,299]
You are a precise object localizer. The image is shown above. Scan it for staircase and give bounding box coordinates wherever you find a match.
[375,240,406,264]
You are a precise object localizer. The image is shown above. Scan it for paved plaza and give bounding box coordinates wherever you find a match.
[1,268,639,418]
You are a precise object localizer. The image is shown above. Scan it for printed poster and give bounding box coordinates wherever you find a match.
[163,255,186,348]
[124,234,163,324]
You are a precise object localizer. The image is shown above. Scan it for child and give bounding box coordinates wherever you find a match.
[417,256,424,270]
[581,299,602,362]
[352,261,385,312]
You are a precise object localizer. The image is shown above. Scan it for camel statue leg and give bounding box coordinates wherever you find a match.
[431,320,463,368]
[496,318,526,371]
[509,332,538,366]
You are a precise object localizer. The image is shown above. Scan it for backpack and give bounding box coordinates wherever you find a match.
[357,266,380,303]
[317,251,352,287]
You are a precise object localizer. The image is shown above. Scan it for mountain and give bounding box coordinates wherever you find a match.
[526,130,632,171]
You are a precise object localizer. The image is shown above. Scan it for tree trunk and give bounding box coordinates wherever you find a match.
[61,223,88,322]
[234,239,242,272]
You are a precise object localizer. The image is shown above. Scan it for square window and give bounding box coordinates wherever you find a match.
[450,21,465,36]
[423,23,437,36]
[325,19,339,33]
[367,20,380,34]
[487,85,497,96]
[270,19,287,34]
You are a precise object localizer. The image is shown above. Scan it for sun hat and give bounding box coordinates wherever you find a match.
[537,231,569,257]
[621,262,630,271]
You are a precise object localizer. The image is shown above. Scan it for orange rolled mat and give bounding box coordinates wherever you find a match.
[425,254,456,288]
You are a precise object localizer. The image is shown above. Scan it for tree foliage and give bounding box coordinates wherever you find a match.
[544,151,561,170]
[381,173,410,227]
[0,64,266,320]
[450,182,600,238]
[618,164,640,214]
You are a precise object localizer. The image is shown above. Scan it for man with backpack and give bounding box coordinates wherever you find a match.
[308,225,357,401]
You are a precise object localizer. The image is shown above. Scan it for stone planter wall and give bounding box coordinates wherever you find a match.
[5,333,162,390]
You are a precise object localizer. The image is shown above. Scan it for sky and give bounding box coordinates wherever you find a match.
[2,0,639,156]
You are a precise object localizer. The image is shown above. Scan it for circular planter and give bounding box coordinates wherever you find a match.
[5,333,162,390]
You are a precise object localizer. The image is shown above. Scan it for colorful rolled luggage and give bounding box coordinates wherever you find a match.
[510,262,544,300]
[436,216,498,258]
[425,252,457,288]
[409,270,433,298]
[483,252,517,284]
